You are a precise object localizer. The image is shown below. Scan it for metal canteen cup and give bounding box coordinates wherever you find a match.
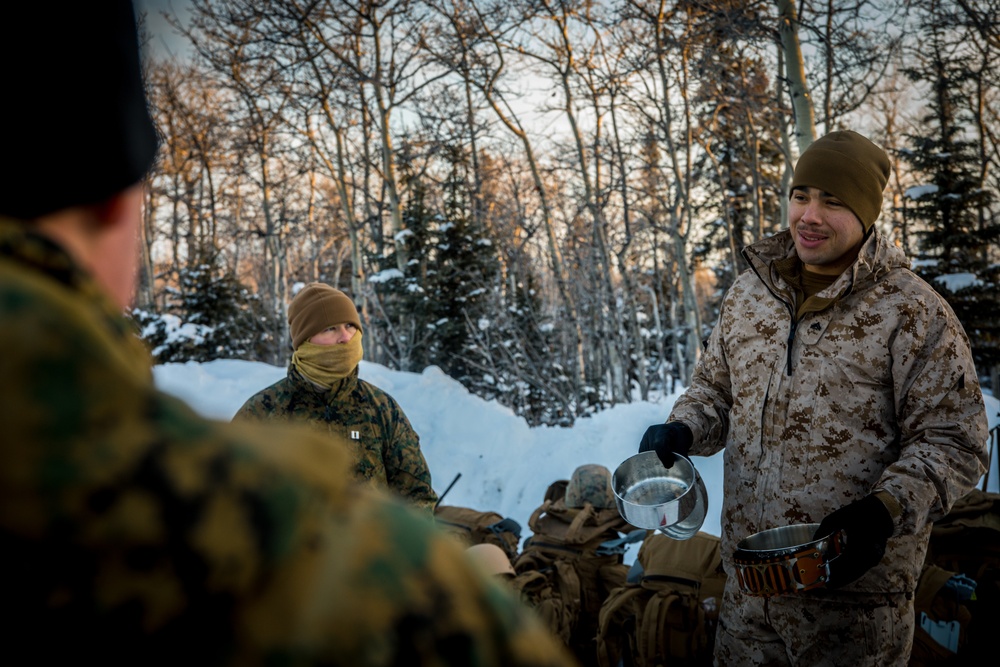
[612,451,708,540]
[732,523,846,597]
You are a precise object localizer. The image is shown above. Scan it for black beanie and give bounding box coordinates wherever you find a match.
[790,130,891,233]
[0,1,160,220]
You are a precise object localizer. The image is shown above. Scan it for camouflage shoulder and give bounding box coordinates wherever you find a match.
[232,378,295,422]
[152,388,354,500]
[281,484,577,666]
[356,378,406,413]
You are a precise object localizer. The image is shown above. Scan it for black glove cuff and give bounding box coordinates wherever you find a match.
[668,422,694,456]
[862,494,895,542]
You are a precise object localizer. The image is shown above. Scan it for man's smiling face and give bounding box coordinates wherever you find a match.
[789,186,866,276]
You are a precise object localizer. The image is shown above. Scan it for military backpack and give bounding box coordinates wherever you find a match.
[511,478,641,667]
[911,489,1000,665]
[596,531,727,667]
[434,504,522,562]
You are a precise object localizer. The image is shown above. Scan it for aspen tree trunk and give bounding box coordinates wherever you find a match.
[202,154,218,251]
[744,116,766,247]
[188,175,202,265]
[469,4,586,395]
[610,92,649,401]
[775,43,793,229]
[462,65,483,228]
[372,82,406,271]
[258,148,289,364]
[561,72,623,403]
[776,0,817,154]
[651,3,702,385]
[363,4,407,272]
[333,127,366,307]
[170,171,182,278]
[139,188,158,309]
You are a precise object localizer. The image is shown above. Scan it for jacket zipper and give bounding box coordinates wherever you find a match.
[785,316,798,376]
[745,254,798,376]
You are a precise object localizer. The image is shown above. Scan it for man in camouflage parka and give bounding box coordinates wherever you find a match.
[234,282,438,512]
[638,131,988,666]
[0,4,576,666]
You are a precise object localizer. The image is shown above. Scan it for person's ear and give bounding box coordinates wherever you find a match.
[87,186,143,233]
[84,183,145,308]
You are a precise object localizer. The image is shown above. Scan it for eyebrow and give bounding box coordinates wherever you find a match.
[791,186,837,199]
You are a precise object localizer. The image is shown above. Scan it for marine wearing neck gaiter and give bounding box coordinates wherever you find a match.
[292,331,364,388]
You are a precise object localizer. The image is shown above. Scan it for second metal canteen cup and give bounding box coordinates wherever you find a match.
[612,451,708,540]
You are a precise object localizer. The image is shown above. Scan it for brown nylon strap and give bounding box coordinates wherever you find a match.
[733,546,829,597]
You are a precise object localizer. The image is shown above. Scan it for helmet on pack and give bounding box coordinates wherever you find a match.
[565,464,616,509]
[466,543,516,578]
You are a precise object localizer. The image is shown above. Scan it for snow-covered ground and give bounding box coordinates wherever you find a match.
[154,359,1000,562]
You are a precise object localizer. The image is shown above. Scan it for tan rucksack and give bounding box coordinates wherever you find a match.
[912,489,1000,665]
[510,484,640,666]
[433,504,522,562]
[909,561,974,665]
[596,531,727,667]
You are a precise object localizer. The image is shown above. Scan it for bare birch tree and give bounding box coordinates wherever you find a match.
[180,0,300,361]
[422,0,588,403]
[775,0,816,153]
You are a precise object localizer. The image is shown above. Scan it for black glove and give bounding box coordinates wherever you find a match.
[638,422,693,468]
[813,494,894,589]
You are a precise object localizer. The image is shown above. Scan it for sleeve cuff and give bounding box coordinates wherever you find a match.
[873,489,903,520]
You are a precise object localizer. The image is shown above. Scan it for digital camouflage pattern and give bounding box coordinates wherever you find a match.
[669,229,988,663]
[714,586,913,666]
[234,367,438,512]
[0,219,577,667]
[565,464,616,510]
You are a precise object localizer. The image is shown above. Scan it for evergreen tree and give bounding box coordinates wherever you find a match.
[899,6,1000,386]
[689,0,784,282]
[509,275,577,427]
[133,255,272,364]
[372,145,508,386]
[466,270,574,427]
[369,177,436,372]
[424,147,502,387]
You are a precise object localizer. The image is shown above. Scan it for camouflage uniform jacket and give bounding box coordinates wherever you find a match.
[669,229,988,594]
[233,366,438,512]
[0,219,575,667]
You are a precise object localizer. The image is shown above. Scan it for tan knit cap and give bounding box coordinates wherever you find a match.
[466,544,516,578]
[790,130,891,233]
[287,283,362,349]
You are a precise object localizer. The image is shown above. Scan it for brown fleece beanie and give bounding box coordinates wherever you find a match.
[790,130,891,233]
[288,283,363,349]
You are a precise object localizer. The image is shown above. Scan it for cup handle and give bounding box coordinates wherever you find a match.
[821,529,847,567]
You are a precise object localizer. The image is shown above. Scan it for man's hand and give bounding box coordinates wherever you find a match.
[813,494,894,589]
[638,422,693,468]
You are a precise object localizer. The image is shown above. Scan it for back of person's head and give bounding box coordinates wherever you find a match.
[0,1,159,220]
[288,283,363,349]
[565,463,616,509]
